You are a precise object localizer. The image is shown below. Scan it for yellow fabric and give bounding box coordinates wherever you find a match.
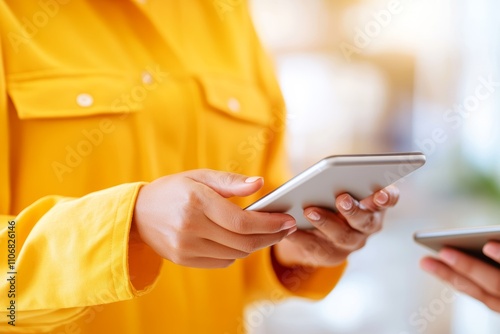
[0,1,346,333]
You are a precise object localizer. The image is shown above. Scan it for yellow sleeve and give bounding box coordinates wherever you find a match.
[0,13,154,330]
[0,183,163,331]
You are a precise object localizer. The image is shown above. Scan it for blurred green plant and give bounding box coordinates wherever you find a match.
[453,155,500,201]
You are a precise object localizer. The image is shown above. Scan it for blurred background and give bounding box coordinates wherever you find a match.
[245,0,500,333]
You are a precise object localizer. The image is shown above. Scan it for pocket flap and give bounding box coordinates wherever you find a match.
[7,72,142,119]
[197,74,271,126]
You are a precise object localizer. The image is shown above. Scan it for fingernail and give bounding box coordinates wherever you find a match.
[245,176,263,183]
[281,220,296,230]
[374,191,389,205]
[306,211,321,221]
[483,242,500,259]
[286,226,298,236]
[439,249,457,265]
[340,195,353,211]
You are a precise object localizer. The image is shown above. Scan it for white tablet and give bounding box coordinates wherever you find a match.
[246,152,426,229]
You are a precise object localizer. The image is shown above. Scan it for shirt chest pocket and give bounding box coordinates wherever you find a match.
[197,74,275,126]
[7,72,144,120]
[6,72,149,185]
[195,74,284,171]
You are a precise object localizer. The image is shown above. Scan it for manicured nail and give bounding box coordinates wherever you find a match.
[439,249,457,265]
[306,211,321,221]
[374,190,389,205]
[245,176,263,183]
[281,220,296,230]
[340,195,353,211]
[483,242,500,259]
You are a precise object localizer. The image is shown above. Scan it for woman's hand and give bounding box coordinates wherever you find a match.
[420,242,500,312]
[132,169,296,268]
[273,185,400,268]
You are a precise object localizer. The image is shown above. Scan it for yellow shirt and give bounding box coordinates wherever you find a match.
[0,1,346,333]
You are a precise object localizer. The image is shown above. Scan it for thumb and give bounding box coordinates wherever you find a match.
[184,169,264,198]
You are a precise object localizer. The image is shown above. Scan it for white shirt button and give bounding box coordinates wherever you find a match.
[142,71,154,85]
[76,93,94,108]
[227,98,241,112]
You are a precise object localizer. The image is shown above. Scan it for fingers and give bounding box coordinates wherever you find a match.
[185,170,297,234]
[484,241,500,262]
[184,238,251,260]
[184,179,297,251]
[420,256,500,312]
[334,194,383,234]
[275,186,399,268]
[203,223,296,254]
[303,207,366,252]
[184,169,264,198]
[198,183,296,234]
[359,185,400,212]
[174,257,236,269]
[420,257,488,298]
[436,248,500,297]
[159,207,295,266]
[332,185,398,234]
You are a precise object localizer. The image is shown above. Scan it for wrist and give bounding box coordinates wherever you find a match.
[127,182,163,293]
[129,218,144,245]
[271,245,318,291]
[130,183,148,245]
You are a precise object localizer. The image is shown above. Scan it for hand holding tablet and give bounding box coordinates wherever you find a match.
[250,152,425,269]
[246,152,426,229]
